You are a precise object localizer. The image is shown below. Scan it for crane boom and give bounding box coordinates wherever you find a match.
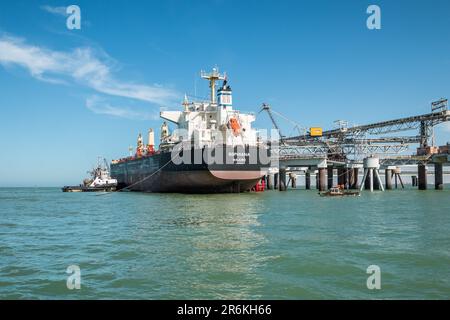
[260,103,285,144]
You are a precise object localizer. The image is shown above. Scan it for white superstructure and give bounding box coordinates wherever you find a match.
[160,68,258,148]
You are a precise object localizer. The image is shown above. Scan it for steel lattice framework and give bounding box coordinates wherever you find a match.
[275,144,410,159]
[270,109,450,161]
[286,110,450,141]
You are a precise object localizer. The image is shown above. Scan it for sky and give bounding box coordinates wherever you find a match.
[0,0,449,186]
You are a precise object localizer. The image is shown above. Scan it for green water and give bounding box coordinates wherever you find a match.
[0,187,449,299]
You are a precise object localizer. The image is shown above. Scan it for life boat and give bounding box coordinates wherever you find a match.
[229,117,241,136]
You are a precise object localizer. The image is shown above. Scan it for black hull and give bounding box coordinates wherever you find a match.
[111,146,269,193]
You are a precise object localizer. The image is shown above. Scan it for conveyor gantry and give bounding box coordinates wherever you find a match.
[285,110,450,142]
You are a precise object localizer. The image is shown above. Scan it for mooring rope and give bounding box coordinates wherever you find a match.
[95,152,180,196]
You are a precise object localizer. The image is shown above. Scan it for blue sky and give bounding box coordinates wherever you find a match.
[0,0,449,186]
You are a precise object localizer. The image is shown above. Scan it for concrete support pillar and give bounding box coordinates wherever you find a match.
[364,169,371,190]
[337,168,345,186]
[373,170,380,190]
[435,163,444,190]
[348,168,354,190]
[397,172,405,189]
[343,168,348,189]
[316,172,319,189]
[360,169,368,192]
[385,169,393,190]
[418,164,427,190]
[374,169,385,192]
[361,157,383,192]
[305,171,311,190]
[290,173,297,188]
[327,167,334,189]
[319,168,327,192]
[279,168,287,191]
[267,174,274,190]
[369,168,374,192]
[351,168,359,189]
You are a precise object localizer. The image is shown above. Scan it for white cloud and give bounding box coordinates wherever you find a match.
[86,96,159,120]
[0,35,179,115]
[41,5,68,17]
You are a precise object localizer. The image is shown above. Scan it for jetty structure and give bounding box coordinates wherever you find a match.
[262,98,450,192]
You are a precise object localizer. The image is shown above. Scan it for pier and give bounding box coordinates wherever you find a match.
[262,99,450,192]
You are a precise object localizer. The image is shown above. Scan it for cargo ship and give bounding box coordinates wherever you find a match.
[110,68,270,193]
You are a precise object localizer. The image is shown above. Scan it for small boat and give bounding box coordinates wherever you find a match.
[319,187,360,197]
[62,158,118,192]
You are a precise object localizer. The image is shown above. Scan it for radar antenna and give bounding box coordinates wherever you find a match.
[200,67,226,105]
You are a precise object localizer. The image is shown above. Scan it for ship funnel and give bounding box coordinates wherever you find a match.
[218,79,232,107]
[147,128,155,147]
[146,128,155,154]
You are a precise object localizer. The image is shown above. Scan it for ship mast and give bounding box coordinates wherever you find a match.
[200,67,226,105]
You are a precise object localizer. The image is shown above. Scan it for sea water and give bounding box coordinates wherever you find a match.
[0,187,449,299]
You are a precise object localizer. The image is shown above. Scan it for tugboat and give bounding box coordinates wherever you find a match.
[62,158,118,192]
